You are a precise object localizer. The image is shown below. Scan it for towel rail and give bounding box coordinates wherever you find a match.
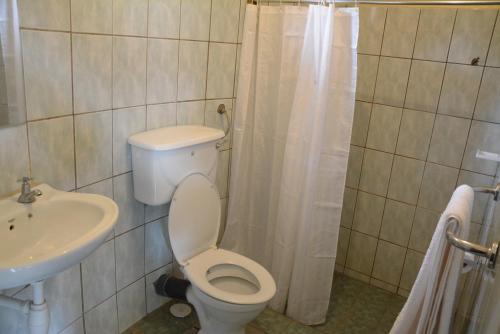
[445,184,500,269]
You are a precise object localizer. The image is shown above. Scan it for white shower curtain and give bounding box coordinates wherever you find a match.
[221,4,358,325]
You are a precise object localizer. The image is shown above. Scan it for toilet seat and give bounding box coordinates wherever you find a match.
[184,248,276,305]
[168,173,276,306]
[168,173,221,265]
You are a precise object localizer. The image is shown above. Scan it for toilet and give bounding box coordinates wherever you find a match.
[128,125,276,334]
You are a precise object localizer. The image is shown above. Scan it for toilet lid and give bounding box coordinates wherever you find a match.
[168,173,221,265]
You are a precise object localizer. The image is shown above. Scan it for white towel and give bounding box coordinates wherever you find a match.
[390,185,473,334]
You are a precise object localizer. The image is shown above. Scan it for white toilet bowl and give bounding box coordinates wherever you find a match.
[168,174,276,334]
[183,249,275,334]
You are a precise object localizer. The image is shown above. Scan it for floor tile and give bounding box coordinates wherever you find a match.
[123,274,406,334]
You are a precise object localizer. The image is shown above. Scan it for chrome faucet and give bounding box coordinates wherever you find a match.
[17,177,42,204]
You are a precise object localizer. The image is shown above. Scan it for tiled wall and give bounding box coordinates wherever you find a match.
[336,6,500,297]
[0,0,244,333]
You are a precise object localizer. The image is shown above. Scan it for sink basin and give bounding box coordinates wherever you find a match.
[0,184,118,290]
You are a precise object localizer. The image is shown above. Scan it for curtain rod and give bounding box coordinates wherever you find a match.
[248,0,500,6]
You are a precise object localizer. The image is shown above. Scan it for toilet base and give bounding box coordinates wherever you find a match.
[197,327,245,334]
[186,286,266,334]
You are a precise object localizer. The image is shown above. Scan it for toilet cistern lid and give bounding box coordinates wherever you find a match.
[168,173,221,265]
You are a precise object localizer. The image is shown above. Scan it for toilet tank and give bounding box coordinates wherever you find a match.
[128,126,225,206]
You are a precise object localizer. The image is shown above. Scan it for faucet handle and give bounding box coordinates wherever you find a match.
[17,176,32,183]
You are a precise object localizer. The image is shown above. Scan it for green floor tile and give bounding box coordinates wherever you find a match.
[124,274,405,334]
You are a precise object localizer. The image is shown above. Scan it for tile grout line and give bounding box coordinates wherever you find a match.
[344,5,388,276]
[388,7,422,291]
[143,0,151,317]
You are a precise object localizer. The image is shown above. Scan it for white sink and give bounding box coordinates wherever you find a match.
[0,184,118,290]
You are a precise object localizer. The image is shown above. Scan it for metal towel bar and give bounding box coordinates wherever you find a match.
[445,184,500,269]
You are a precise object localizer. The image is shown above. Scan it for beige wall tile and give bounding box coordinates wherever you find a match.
[75,111,113,188]
[43,265,83,333]
[71,0,112,34]
[72,34,112,114]
[19,0,70,30]
[115,226,145,290]
[351,101,372,146]
[145,203,169,224]
[438,64,482,118]
[148,0,181,38]
[352,191,385,237]
[358,6,386,55]
[400,250,424,290]
[113,0,148,36]
[341,187,357,228]
[117,278,146,333]
[448,9,497,65]
[113,173,145,235]
[366,104,402,153]
[336,227,351,266]
[374,57,411,108]
[408,207,440,253]
[381,8,420,58]
[113,37,147,109]
[145,219,172,274]
[61,318,84,334]
[210,0,240,43]
[346,145,364,188]
[146,103,177,130]
[28,116,75,191]
[380,200,415,246]
[177,41,209,101]
[428,115,470,168]
[346,231,378,275]
[0,125,29,195]
[356,55,379,102]
[475,67,500,123]
[405,60,445,113]
[207,43,237,99]
[387,156,425,205]
[177,100,205,125]
[77,178,113,198]
[418,162,459,212]
[81,240,116,311]
[462,121,500,176]
[359,149,394,196]
[413,8,456,62]
[487,18,500,67]
[112,106,146,175]
[22,30,72,120]
[147,39,179,104]
[84,296,118,334]
[180,0,211,41]
[396,109,435,160]
[372,241,406,285]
